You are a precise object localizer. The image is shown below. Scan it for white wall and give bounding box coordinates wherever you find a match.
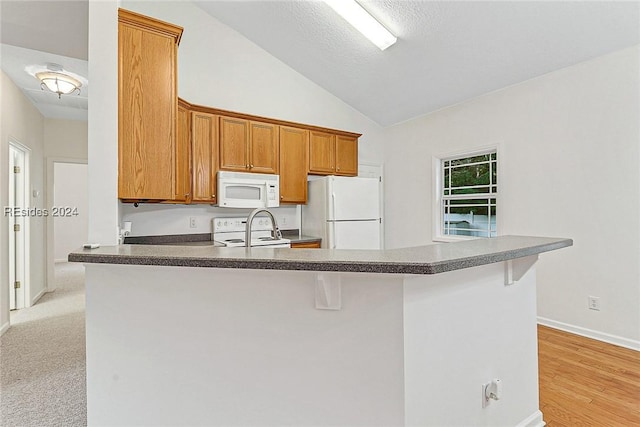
[0,70,46,330]
[44,119,88,159]
[43,118,88,290]
[114,1,385,235]
[87,0,119,245]
[384,46,640,348]
[121,204,299,237]
[53,163,88,261]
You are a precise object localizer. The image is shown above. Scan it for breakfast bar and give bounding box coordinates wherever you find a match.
[70,235,571,426]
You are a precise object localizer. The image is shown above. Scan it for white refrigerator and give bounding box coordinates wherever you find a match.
[302,176,382,249]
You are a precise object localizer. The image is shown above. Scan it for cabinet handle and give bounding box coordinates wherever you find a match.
[212,195,216,199]
[250,164,254,168]
[185,193,190,197]
[337,167,340,171]
[246,164,250,169]
[280,195,284,200]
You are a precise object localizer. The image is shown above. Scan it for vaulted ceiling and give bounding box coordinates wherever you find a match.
[1,1,638,125]
[195,1,640,126]
[1,1,88,120]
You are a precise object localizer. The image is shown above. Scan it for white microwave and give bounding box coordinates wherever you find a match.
[217,171,280,208]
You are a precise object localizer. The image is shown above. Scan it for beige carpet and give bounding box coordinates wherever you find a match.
[0,262,87,427]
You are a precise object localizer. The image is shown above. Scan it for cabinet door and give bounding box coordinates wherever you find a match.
[175,105,192,202]
[279,126,309,204]
[249,121,279,174]
[335,135,358,176]
[219,116,249,171]
[308,131,335,174]
[191,112,218,203]
[291,241,321,248]
[118,17,178,200]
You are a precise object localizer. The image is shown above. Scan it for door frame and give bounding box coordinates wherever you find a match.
[8,140,31,310]
[46,157,88,292]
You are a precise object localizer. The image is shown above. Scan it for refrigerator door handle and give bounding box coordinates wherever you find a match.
[329,221,336,249]
[331,192,336,221]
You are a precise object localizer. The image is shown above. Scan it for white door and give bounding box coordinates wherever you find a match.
[329,220,381,250]
[329,176,380,221]
[9,144,27,310]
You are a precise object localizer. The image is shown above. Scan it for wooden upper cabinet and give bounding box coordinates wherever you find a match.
[191,111,218,203]
[308,131,358,176]
[175,103,192,203]
[219,116,278,174]
[279,126,309,204]
[118,9,183,201]
[219,116,249,171]
[249,121,279,174]
[335,135,358,176]
[308,131,335,174]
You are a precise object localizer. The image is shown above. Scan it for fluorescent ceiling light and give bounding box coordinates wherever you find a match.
[324,0,397,51]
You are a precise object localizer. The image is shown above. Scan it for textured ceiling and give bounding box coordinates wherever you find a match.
[1,1,638,124]
[1,44,88,120]
[0,1,89,120]
[0,0,88,60]
[195,1,640,126]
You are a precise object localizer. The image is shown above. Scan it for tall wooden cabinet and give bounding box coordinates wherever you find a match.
[176,103,192,203]
[118,9,187,201]
[191,111,218,204]
[279,126,309,204]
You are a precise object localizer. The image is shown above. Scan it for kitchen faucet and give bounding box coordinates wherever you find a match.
[245,208,282,247]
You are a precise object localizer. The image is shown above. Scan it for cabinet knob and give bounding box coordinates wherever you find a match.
[246,164,250,169]
[280,195,284,200]
[185,193,190,197]
[212,195,216,198]
[337,167,340,171]
[250,164,254,168]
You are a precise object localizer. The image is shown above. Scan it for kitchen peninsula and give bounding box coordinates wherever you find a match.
[70,235,571,426]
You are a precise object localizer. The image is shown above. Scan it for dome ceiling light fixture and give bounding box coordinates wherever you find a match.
[35,63,82,99]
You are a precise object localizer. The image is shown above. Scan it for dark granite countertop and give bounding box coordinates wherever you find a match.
[69,235,572,275]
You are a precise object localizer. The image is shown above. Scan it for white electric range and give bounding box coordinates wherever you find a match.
[211,217,291,248]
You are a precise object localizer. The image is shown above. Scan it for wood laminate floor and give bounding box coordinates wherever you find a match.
[538,325,640,426]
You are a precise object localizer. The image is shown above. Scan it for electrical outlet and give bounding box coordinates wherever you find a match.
[189,217,197,228]
[588,296,600,311]
[281,216,287,225]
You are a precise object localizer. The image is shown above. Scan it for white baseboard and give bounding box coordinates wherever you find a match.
[0,321,9,336]
[516,410,545,427]
[538,317,640,351]
[31,288,47,306]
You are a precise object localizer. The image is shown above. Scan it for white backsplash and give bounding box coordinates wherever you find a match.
[120,203,300,237]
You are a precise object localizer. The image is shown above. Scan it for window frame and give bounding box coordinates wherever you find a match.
[433,145,501,243]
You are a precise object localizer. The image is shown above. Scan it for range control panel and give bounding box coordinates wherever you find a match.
[212,217,274,233]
